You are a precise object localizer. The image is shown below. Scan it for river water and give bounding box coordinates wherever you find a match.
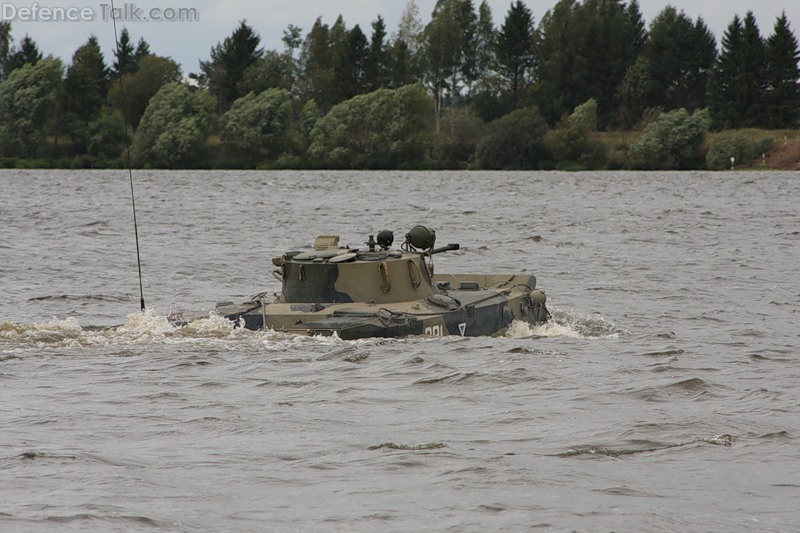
[1,169,798,531]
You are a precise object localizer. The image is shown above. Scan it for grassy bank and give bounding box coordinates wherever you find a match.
[2,129,799,171]
[595,129,800,171]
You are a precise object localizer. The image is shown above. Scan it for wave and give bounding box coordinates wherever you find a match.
[557,434,734,458]
[368,442,447,451]
[27,294,121,303]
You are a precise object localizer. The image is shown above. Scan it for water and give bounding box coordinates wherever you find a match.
[1,169,798,531]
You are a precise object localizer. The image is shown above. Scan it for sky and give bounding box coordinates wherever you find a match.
[2,0,798,75]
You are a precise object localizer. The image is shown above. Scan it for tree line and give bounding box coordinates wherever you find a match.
[0,0,798,170]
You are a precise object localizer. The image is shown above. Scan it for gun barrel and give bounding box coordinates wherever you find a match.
[430,243,460,255]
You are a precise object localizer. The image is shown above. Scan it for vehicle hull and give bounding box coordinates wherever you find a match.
[212,274,549,339]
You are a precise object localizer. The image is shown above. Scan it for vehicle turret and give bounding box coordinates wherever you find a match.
[273,227,447,305]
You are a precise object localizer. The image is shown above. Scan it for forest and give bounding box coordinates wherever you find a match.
[0,0,799,170]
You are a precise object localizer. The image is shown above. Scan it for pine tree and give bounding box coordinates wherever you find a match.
[536,0,645,127]
[134,38,151,61]
[581,0,645,127]
[64,37,109,119]
[495,0,535,103]
[364,16,389,91]
[642,8,716,112]
[709,16,744,128]
[4,34,42,75]
[473,1,496,81]
[332,24,368,102]
[298,17,333,110]
[0,22,11,80]
[536,0,580,124]
[329,15,348,63]
[388,38,417,88]
[765,13,800,128]
[197,20,263,113]
[686,18,717,112]
[623,0,648,61]
[62,36,110,154]
[113,28,136,77]
[739,11,767,127]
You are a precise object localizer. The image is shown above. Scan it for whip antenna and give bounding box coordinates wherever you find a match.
[110,0,145,312]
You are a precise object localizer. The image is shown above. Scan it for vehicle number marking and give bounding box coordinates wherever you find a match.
[424,325,443,336]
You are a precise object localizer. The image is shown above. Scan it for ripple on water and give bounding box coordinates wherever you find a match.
[368,442,447,451]
[2,170,799,531]
[624,377,730,402]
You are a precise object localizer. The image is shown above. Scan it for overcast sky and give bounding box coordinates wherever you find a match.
[3,0,798,74]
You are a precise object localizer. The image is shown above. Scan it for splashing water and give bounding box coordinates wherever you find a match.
[2,306,623,350]
[0,309,237,348]
[177,312,240,338]
[505,308,625,339]
[0,317,85,345]
[0,310,400,352]
[112,308,180,342]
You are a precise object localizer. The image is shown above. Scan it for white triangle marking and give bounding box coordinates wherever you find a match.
[458,323,466,336]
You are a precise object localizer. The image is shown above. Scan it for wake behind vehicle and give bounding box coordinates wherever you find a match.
[172,226,550,339]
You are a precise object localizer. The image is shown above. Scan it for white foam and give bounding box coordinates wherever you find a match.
[0,317,84,341]
[505,308,625,339]
[2,307,624,348]
[180,312,238,337]
[505,319,582,339]
[113,308,177,341]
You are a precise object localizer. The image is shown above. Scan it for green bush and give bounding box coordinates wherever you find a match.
[473,106,549,170]
[706,131,776,170]
[0,58,64,158]
[628,108,709,170]
[433,108,484,169]
[308,84,434,169]
[131,83,215,168]
[544,99,607,170]
[86,110,129,161]
[219,88,293,165]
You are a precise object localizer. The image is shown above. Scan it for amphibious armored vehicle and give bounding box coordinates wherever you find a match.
[176,226,549,339]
